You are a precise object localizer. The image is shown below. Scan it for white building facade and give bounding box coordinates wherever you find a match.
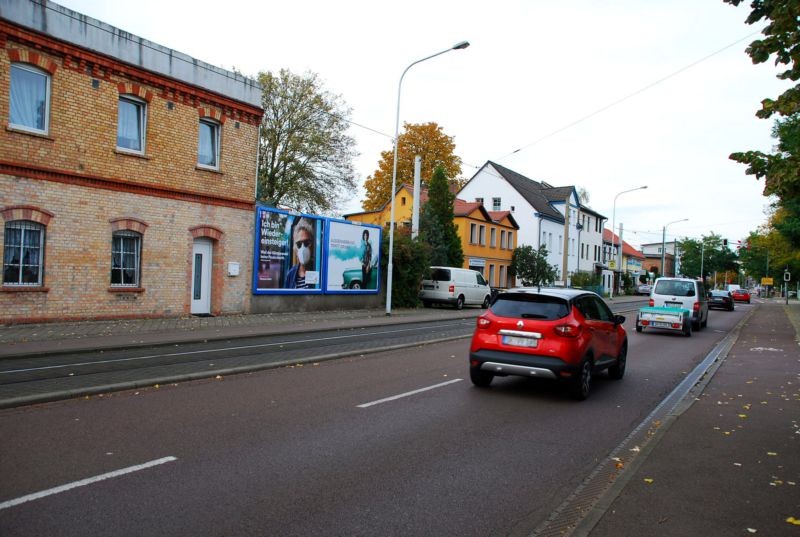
[458,162,607,284]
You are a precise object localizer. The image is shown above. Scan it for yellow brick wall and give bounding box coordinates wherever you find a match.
[0,47,259,202]
[0,175,254,322]
[0,31,261,322]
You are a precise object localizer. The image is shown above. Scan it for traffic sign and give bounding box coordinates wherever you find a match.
[762,277,774,285]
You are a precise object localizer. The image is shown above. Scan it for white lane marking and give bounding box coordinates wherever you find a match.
[0,456,177,511]
[357,379,463,408]
[1,323,474,375]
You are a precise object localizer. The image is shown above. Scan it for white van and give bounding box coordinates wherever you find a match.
[419,266,492,309]
[650,277,709,330]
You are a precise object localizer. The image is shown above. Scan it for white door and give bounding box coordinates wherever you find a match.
[191,239,212,315]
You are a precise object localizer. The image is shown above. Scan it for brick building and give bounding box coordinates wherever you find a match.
[0,1,263,323]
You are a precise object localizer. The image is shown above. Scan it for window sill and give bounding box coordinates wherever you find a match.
[108,287,145,293]
[114,148,151,160]
[1,286,50,293]
[6,126,55,141]
[195,165,223,174]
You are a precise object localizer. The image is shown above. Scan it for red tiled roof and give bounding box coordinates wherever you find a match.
[603,229,644,259]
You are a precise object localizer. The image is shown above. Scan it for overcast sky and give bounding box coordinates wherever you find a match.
[56,0,789,250]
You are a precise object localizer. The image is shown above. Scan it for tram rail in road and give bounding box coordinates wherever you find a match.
[0,298,648,409]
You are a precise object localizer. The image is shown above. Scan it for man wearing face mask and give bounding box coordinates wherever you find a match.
[284,217,316,289]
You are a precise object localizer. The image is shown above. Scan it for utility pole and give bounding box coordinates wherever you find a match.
[561,194,570,284]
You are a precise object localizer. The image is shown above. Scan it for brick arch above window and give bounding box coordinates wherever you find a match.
[109,217,149,234]
[1,205,54,225]
[189,225,224,241]
[117,82,153,102]
[198,107,226,124]
[8,49,58,74]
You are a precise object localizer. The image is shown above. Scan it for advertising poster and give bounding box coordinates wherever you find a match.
[254,207,323,293]
[326,221,381,292]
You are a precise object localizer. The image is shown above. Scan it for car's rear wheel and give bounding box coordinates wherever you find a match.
[481,295,490,309]
[570,358,592,400]
[470,367,494,387]
[635,325,643,333]
[684,321,693,337]
[455,295,465,310]
[609,342,627,380]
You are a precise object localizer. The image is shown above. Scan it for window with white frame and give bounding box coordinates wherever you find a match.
[3,220,45,285]
[470,223,477,244]
[490,228,496,247]
[489,264,495,286]
[492,197,501,211]
[548,232,552,251]
[501,230,507,249]
[499,265,506,288]
[558,235,563,254]
[198,118,220,168]
[479,225,486,245]
[117,96,146,153]
[507,231,513,249]
[111,230,142,286]
[9,63,50,134]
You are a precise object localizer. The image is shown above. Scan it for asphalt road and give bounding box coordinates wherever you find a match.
[0,300,750,536]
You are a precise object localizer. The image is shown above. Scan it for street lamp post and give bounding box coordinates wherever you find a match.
[610,186,647,298]
[661,218,688,278]
[385,41,470,316]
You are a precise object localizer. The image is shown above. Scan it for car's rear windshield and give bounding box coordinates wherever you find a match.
[654,280,696,297]
[491,293,570,320]
[710,290,728,296]
[429,268,451,281]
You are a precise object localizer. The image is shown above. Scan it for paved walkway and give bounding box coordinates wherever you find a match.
[582,300,800,536]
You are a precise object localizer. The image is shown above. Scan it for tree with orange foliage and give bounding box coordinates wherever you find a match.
[361,122,463,211]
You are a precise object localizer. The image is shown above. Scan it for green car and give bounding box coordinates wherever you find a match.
[341,263,378,290]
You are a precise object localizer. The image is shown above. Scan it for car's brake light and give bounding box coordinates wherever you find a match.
[476,316,491,329]
[648,298,654,307]
[554,324,581,337]
[449,284,455,295]
[693,301,700,312]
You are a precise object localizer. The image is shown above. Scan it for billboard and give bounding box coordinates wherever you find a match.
[325,220,381,293]
[253,207,381,295]
[254,208,323,293]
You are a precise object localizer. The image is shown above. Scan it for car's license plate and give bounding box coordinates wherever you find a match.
[502,335,538,348]
[652,321,673,328]
[665,301,682,307]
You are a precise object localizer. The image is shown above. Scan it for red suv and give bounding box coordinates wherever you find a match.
[731,289,751,303]
[469,288,628,400]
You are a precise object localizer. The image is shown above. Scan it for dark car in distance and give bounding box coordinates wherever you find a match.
[468,288,628,400]
[709,290,735,311]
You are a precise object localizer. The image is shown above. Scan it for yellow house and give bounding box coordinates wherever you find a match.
[345,184,519,288]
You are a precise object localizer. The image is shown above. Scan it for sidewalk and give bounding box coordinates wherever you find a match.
[582,300,800,536]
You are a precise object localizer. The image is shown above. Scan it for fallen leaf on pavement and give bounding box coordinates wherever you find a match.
[643,478,654,484]
[786,517,800,526]
[746,529,757,534]
[767,452,778,456]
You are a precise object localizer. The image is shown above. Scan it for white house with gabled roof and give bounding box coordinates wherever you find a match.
[458,161,607,284]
